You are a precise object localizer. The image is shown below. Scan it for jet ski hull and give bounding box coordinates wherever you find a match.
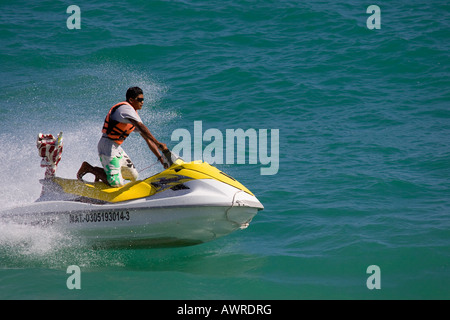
[1,179,263,248]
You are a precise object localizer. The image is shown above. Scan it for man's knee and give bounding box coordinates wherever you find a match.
[121,166,139,182]
[107,174,124,187]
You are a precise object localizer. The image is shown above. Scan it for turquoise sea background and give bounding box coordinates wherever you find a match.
[0,0,449,299]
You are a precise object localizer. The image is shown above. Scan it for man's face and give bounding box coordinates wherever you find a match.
[130,94,144,110]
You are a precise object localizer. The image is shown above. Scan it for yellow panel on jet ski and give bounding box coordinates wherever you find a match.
[166,161,254,196]
[53,177,156,203]
[52,160,254,203]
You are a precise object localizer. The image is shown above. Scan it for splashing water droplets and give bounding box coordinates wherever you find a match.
[0,62,173,268]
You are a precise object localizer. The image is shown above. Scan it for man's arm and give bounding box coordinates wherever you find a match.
[129,119,168,167]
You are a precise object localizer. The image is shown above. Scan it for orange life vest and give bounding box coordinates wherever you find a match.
[102,102,136,145]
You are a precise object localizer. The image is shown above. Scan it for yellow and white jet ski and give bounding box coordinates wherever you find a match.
[0,133,264,248]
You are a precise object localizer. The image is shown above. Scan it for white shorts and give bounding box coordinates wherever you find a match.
[98,137,138,187]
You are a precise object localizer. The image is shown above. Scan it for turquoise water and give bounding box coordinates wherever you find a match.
[0,0,449,299]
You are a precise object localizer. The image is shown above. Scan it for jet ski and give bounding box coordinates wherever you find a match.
[0,132,264,248]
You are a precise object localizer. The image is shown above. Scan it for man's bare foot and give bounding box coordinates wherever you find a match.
[77,161,109,185]
[77,161,92,181]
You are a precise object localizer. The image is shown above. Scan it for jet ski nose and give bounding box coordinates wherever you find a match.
[225,190,264,228]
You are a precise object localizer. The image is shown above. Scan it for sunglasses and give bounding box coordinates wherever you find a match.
[134,97,144,102]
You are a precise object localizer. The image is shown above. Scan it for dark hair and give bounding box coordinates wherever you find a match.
[126,87,143,102]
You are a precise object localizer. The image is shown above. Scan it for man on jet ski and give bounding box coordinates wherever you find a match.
[77,86,168,187]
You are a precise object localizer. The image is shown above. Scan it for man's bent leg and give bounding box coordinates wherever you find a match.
[100,154,124,187]
[77,161,108,184]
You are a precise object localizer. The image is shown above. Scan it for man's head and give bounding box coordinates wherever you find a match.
[126,86,144,110]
